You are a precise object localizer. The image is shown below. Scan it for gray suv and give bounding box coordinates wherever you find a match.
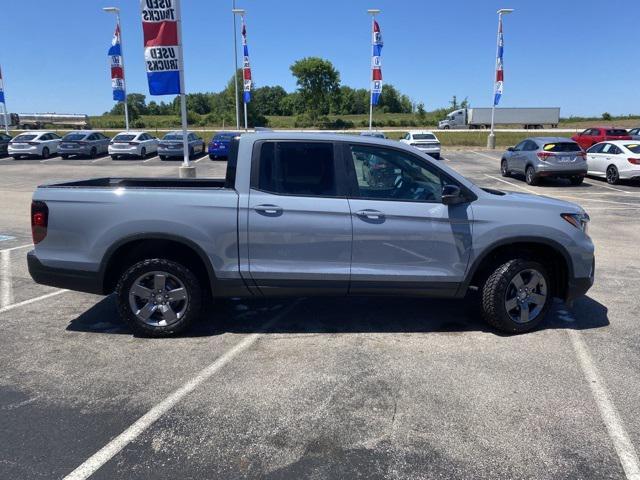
[501,137,587,186]
[58,131,111,159]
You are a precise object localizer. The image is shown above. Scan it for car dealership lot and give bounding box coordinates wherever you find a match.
[1,151,639,479]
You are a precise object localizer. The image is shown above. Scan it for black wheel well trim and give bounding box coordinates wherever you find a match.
[460,236,574,294]
[99,233,217,294]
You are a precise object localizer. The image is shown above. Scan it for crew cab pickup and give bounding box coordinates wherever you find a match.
[28,133,595,336]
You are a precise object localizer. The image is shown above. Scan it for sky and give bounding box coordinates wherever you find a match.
[1,0,638,117]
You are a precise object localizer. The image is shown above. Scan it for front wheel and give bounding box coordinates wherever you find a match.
[501,159,510,177]
[525,166,539,185]
[570,176,584,186]
[482,259,551,333]
[606,165,620,185]
[116,258,203,337]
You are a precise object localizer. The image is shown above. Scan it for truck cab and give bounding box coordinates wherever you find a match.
[438,109,467,129]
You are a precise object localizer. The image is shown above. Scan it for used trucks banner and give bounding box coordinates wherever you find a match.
[140,0,182,95]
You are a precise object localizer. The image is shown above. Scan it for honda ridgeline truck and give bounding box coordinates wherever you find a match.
[28,133,594,336]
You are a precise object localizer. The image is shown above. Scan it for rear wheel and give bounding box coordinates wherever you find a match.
[606,165,620,185]
[189,147,195,159]
[12,155,21,160]
[111,155,119,160]
[60,154,69,159]
[482,259,551,333]
[116,258,202,337]
[570,176,584,186]
[525,166,539,185]
[89,147,97,159]
[41,147,49,159]
[140,147,147,159]
[160,155,167,161]
[501,159,510,177]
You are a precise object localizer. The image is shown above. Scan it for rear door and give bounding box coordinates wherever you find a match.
[247,140,352,295]
[586,143,604,175]
[345,143,473,295]
[510,140,528,173]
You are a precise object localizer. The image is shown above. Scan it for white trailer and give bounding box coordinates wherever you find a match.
[438,107,560,130]
[17,113,91,130]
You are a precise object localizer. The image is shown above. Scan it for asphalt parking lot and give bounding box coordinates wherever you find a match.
[1,149,639,480]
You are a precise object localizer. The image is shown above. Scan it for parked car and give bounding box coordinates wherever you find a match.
[586,141,640,184]
[627,128,640,140]
[208,131,237,159]
[8,131,61,159]
[158,131,205,160]
[108,131,159,159]
[28,133,594,337]
[359,131,387,139]
[399,130,441,159]
[58,131,111,159]
[571,127,631,150]
[0,133,11,156]
[501,137,587,186]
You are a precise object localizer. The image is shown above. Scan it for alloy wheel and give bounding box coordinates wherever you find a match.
[128,271,189,327]
[503,268,548,324]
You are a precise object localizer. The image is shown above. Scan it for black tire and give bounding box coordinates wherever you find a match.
[189,147,195,159]
[501,159,510,177]
[525,166,539,185]
[443,125,450,130]
[111,155,120,160]
[481,259,551,334]
[61,154,69,159]
[431,153,440,160]
[160,155,167,161]
[570,176,584,186]
[606,165,620,185]
[209,154,216,160]
[89,147,97,159]
[41,147,49,159]
[116,258,203,337]
[12,155,21,160]
[140,147,146,159]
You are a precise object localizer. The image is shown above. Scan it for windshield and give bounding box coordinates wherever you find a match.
[626,144,640,154]
[63,134,87,141]
[113,134,136,142]
[607,129,628,136]
[12,134,37,142]
[413,134,436,141]
[543,142,581,152]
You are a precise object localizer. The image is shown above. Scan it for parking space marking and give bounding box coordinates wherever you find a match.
[194,155,209,163]
[568,329,640,480]
[143,155,159,163]
[0,289,67,314]
[40,157,62,164]
[484,174,538,194]
[470,150,501,161]
[0,250,13,308]
[62,298,302,480]
[0,243,32,253]
[583,180,637,195]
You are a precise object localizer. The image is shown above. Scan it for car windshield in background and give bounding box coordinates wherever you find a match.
[625,144,640,154]
[113,134,136,142]
[607,129,628,136]
[13,135,37,142]
[63,134,87,141]
[543,142,581,152]
[164,134,183,141]
[413,134,436,140]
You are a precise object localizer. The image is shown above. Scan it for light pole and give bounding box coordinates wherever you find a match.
[103,6,129,131]
[487,8,513,149]
[367,8,380,131]
[232,2,242,131]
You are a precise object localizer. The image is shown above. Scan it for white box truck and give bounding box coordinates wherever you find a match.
[438,108,560,130]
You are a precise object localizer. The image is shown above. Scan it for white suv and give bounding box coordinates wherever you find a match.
[8,131,61,159]
[399,130,441,159]
[108,131,159,159]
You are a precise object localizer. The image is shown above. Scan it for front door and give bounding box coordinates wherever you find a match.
[247,140,352,295]
[345,143,473,296]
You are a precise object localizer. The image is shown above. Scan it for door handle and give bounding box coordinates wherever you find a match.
[254,204,283,215]
[355,209,384,220]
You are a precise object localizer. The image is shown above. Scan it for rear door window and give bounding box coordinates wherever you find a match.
[587,144,604,154]
[255,142,337,197]
[606,129,628,136]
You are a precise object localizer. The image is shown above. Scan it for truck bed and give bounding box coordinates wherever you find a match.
[40,177,228,189]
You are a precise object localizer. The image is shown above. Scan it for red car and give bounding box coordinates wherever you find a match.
[571,127,631,150]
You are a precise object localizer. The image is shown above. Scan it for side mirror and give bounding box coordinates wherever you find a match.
[507,146,515,152]
[441,184,465,205]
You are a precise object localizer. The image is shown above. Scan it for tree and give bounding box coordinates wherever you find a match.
[290,57,340,119]
[602,112,612,121]
[450,95,458,110]
[252,86,287,116]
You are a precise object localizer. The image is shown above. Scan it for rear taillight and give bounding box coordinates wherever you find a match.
[28,142,39,146]
[577,151,586,159]
[537,152,555,161]
[628,158,640,165]
[31,201,48,244]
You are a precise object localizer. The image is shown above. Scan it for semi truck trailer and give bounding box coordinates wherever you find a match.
[438,108,560,130]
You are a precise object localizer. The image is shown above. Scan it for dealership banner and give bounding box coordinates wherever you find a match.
[0,66,5,104]
[494,16,504,106]
[108,25,126,102]
[140,0,182,95]
[371,20,383,105]
[241,17,251,103]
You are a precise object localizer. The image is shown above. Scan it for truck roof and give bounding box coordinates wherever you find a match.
[245,131,400,147]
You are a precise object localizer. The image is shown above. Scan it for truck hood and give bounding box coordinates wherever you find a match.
[487,189,585,213]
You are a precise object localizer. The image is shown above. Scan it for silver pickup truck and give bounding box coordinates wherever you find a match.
[28,133,594,336]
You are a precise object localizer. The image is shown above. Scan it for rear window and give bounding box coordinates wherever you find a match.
[12,134,37,141]
[63,134,87,141]
[163,134,183,141]
[214,134,234,141]
[543,142,581,152]
[257,142,336,197]
[113,134,136,142]
[606,129,628,136]
[626,144,640,154]
[412,134,436,140]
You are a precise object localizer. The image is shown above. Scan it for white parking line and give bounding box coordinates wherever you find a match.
[0,250,13,308]
[0,243,32,253]
[0,289,68,314]
[484,174,538,194]
[143,155,159,163]
[40,157,61,164]
[63,298,301,480]
[194,155,209,163]
[584,180,636,195]
[568,329,640,480]
[470,150,501,161]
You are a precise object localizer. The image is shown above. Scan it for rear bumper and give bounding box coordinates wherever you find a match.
[619,169,640,180]
[158,148,184,157]
[27,250,103,295]
[537,169,587,177]
[58,148,90,156]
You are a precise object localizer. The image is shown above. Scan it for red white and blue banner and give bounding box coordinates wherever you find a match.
[241,17,251,104]
[140,0,182,95]
[108,25,126,102]
[494,16,504,106]
[371,19,383,106]
[0,66,5,104]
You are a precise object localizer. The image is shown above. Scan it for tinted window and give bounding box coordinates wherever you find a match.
[626,144,640,154]
[524,141,538,151]
[257,142,336,197]
[587,144,603,154]
[62,134,87,141]
[164,134,182,140]
[601,144,613,154]
[51,133,61,139]
[606,129,628,136]
[114,134,136,142]
[542,142,581,152]
[88,134,98,141]
[609,145,622,155]
[214,134,235,141]
[514,141,527,151]
[412,134,436,140]
[349,145,443,202]
[13,134,37,141]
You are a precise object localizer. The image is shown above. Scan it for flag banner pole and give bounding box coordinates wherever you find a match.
[241,14,252,131]
[108,16,127,131]
[0,66,7,134]
[488,13,504,148]
[369,12,383,131]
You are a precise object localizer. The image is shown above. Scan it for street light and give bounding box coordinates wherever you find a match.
[487,8,514,149]
[232,4,246,131]
[367,9,381,131]
[103,6,129,131]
